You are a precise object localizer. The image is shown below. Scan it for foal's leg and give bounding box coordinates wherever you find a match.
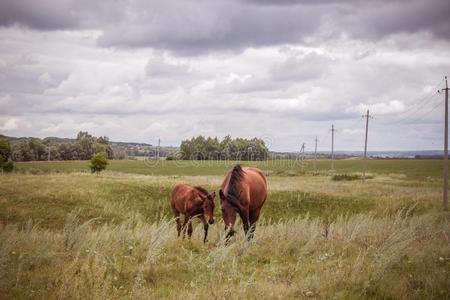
[171,206,182,237]
[174,212,182,237]
[182,214,191,239]
[199,215,209,243]
[187,220,193,239]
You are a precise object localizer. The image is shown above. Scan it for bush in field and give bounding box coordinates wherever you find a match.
[2,159,14,173]
[0,138,11,161]
[89,152,109,173]
[332,173,362,181]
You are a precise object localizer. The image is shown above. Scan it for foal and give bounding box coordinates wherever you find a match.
[170,184,216,243]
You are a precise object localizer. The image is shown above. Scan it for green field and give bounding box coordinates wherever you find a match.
[1,159,449,299]
[15,158,448,179]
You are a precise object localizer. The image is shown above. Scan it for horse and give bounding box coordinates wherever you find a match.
[219,164,267,240]
[170,184,216,243]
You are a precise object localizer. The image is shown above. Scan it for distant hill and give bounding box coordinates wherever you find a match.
[1,134,153,147]
[271,150,445,159]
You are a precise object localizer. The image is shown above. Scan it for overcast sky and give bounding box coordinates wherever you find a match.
[1,0,449,151]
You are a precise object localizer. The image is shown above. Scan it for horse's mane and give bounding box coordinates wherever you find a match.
[226,164,245,208]
[194,186,211,199]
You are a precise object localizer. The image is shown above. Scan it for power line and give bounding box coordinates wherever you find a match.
[397,78,444,116]
[383,92,441,125]
[398,98,443,125]
[387,91,438,124]
[376,78,443,125]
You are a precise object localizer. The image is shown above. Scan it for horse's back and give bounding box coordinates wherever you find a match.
[243,167,267,186]
[242,167,267,209]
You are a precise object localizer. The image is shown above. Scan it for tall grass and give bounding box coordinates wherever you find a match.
[1,168,448,299]
[0,211,448,299]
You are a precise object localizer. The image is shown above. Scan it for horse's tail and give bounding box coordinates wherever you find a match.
[231,164,244,182]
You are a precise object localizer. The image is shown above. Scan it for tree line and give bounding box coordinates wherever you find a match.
[7,131,113,162]
[178,135,269,160]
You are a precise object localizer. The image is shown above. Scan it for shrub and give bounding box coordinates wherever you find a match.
[89,152,109,173]
[2,159,14,173]
[165,156,174,160]
[332,173,362,181]
[0,138,12,168]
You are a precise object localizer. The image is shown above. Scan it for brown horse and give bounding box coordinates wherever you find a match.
[219,165,267,239]
[170,184,216,243]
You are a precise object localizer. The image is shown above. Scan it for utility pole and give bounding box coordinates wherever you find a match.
[47,142,50,161]
[300,143,306,171]
[443,76,449,210]
[362,110,373,181]
[157,138,160,160]
[330,124,337,170]
[314,136,318,175]
[301,143,305,161]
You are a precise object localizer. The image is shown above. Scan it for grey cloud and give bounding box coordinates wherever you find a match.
[1,0,449,54]
[96,1,320,55]
[0,0,78,30]
[336,0,450,41]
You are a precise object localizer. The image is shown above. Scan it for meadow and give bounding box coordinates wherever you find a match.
[0,159,449,299]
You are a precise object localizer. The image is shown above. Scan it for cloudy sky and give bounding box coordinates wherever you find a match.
[0,0,449,151]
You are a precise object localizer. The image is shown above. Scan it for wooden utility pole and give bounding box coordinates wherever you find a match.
[47,143,50,161]
[443,76,449,210]
[330,124,336,170]
[301,143,305,162]
[299,142,306,171]
[314,136,318,174]
[157,138,160,160]
[362,110,373,181]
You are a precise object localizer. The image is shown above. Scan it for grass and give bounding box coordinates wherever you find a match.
[1,160,450,299]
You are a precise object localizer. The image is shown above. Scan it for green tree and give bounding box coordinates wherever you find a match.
[179,135,269,161]
[0,138,12,171]
[89,152,109,173]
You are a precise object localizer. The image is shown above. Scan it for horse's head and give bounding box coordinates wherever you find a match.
[201,191,216,225]
[219,189,239,237]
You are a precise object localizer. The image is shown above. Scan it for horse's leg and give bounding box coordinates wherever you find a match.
[239,208,250,237]
[199,216,209,243]
[248,209,261,240]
